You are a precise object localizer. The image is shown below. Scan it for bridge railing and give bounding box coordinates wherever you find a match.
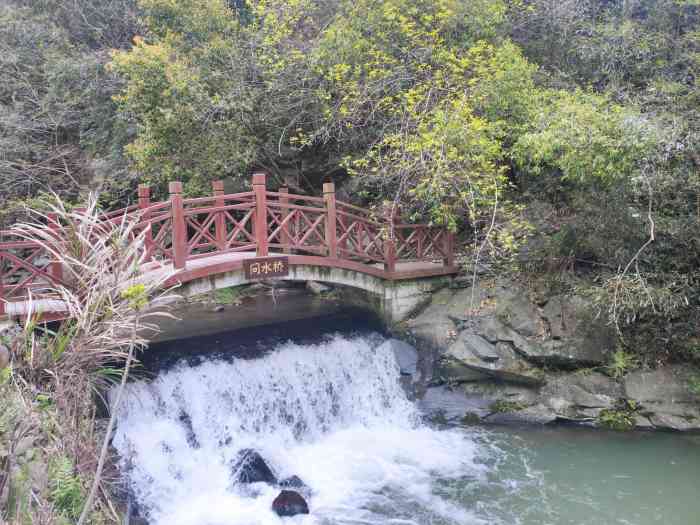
[0,173,455,314]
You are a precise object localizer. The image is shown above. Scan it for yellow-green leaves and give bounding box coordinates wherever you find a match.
[121,283,148,311]
[309,0,529,227]
[108,6,256,194]
[513,90,658,184]
[140,0,238,43]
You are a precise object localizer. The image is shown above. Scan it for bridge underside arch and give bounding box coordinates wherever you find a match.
[168,254,452,323]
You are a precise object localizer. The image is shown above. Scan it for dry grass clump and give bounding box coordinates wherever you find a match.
[1,196,176,523]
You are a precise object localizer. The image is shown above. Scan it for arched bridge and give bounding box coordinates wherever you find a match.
[0,174,457,322]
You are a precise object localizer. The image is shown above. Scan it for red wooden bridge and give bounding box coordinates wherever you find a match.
[0,174,457,319]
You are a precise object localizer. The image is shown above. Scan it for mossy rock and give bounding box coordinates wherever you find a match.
[489,400,527,413]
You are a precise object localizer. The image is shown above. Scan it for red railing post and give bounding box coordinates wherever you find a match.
[169,181,187,269]
[138,184,154,259]
[46,212,63,284]
[383,203,398,274]
[323,182,338,258]
[443,229,455,267]
[253,173,268,257]
[279,186,291,254]
[212,180,226,252]
[417,226,424,260]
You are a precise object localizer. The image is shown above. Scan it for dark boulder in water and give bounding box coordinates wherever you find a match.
[279,475,306,489]
[271,490,309,517]
[178,410,200,449]
[232,449,277,484]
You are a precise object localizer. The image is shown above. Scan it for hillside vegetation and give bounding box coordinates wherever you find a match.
[1,0,699,360]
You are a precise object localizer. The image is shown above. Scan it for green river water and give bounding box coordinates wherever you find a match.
[458,425,700,525]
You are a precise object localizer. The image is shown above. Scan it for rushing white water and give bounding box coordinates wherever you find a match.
[112,335,484,525]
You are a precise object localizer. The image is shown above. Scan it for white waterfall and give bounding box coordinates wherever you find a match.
[111,334,483,525]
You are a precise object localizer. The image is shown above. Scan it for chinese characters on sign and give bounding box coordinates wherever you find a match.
[244,256,289,280]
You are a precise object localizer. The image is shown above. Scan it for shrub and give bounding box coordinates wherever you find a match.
[606,350,639,379]
[49,456,85,520]
[689,375,700,398]
[597,400,638,431]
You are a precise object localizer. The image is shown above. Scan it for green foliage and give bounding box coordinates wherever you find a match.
[0,1,135,226]
[489,400,527,413]
[310,1,534,227]
[48,456,85,520]
[36,393,53,410]
[3,0,700,368]
[606,350,639,379]
[0,366,10,386]
[50,322,76,362]
[213,286,245,305]
[108,0,256,195]
[597,400,638,431]
[689,375,700,397]
[121,283,149,310]
[513,90,659,185]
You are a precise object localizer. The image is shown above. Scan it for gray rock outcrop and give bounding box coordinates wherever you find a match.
[405,276,700,431]
[624,366,700,431]
[378,338,418,376]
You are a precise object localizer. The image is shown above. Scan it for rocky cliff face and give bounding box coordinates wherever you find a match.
[404,278,700,432]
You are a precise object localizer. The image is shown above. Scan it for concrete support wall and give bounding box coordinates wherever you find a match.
[175,264,451,323]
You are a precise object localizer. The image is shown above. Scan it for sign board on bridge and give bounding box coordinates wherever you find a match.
[244,256,289,280]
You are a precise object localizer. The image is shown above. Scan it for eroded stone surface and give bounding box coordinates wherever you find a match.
[407,276,699,431]
[444,331,544,385]
[624,366,700,430]
[406,290,456,350]
[378,338,419,376]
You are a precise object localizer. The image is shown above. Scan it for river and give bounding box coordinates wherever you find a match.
[111,310,700,525]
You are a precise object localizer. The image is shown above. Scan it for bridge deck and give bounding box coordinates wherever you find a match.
[4,250,455,317]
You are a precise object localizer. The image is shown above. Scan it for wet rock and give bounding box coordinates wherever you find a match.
[232,449,277,484]
[178,411,200,449]
[408,275,699,432]
[444,285,489,322]
[478,317,537,357]
[540,372,620,417]
[212,305,225,313]
[634,414,655,430]
[538,296,614,366]
[418,385,492,422]
[624,365,700,431]
[279,475,306,489]
[434,358,489,383]
[0,344,9,369]
[495,287,541,337]
[444,331,544,385]
[378,338,418,375]
[479,315,609,369]
[484,404,557,425]
[406,289,457,350]
[542,297,566,339]
[272,490,309,517]
[306,281,331,295]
